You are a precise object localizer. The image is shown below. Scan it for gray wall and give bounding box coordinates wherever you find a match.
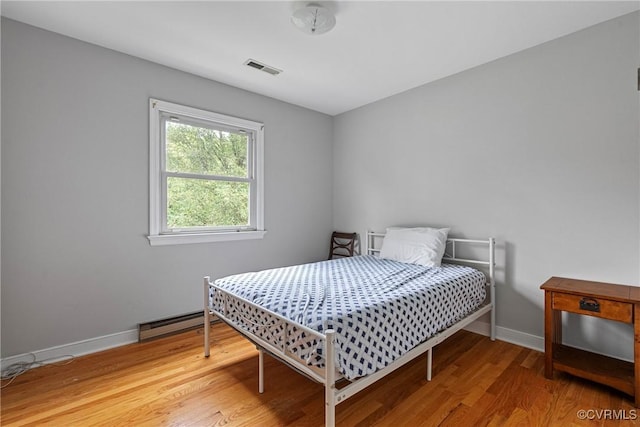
[1,19,334,357]
[3,12,640,360]
[333,12,640,359]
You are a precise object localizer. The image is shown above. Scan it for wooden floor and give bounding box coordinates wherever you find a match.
[2,322,638,426]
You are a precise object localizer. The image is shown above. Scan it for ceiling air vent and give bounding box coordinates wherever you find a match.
[244,59,282,76]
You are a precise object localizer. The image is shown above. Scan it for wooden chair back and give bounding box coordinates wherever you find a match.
[329,232,357,260]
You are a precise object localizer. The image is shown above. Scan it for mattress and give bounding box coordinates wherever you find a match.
[209,255,486,380]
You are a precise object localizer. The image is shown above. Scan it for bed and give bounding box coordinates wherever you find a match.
[204,229,496,426]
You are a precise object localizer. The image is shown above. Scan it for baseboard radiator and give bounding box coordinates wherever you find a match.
[138,310,218,342]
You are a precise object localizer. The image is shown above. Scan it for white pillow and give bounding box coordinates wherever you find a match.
[379,227,450,267]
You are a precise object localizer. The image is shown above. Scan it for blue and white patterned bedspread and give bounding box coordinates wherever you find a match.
[210,255,486,380]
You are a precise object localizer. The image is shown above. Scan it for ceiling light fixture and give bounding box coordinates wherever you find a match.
[291,3,336,35]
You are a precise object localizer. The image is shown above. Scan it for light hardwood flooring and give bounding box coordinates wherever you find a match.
[2,322,638,426]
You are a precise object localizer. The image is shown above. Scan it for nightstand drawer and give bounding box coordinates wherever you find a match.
[552,293,632,322]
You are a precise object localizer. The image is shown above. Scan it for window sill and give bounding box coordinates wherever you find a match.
[147,230,267,246]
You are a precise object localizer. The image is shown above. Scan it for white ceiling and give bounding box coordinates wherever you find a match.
[2,1,639,116]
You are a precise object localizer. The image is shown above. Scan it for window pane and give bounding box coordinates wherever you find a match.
[165,121,248,177]
[167,177,249,228]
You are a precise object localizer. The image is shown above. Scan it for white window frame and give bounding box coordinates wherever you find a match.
[148,98,265,246]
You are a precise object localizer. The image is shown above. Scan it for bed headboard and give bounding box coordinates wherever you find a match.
[366,230,495,285]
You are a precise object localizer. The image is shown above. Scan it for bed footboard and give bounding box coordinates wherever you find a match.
[204,276,330,383]
[204,277,340,425]
[204,277,211,358]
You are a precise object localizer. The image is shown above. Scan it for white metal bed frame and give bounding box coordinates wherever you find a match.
[204,231,496,427]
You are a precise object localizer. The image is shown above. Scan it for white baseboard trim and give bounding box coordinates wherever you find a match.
[1,329,138,371]
[464,320,544,353]
[2,320,543,372]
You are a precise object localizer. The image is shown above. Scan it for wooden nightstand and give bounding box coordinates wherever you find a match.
[541,276,640,406]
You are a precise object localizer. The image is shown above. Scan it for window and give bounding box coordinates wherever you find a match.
[148,99,265,245]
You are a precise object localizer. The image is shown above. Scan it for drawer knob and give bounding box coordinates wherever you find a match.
[579,297,600,313]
